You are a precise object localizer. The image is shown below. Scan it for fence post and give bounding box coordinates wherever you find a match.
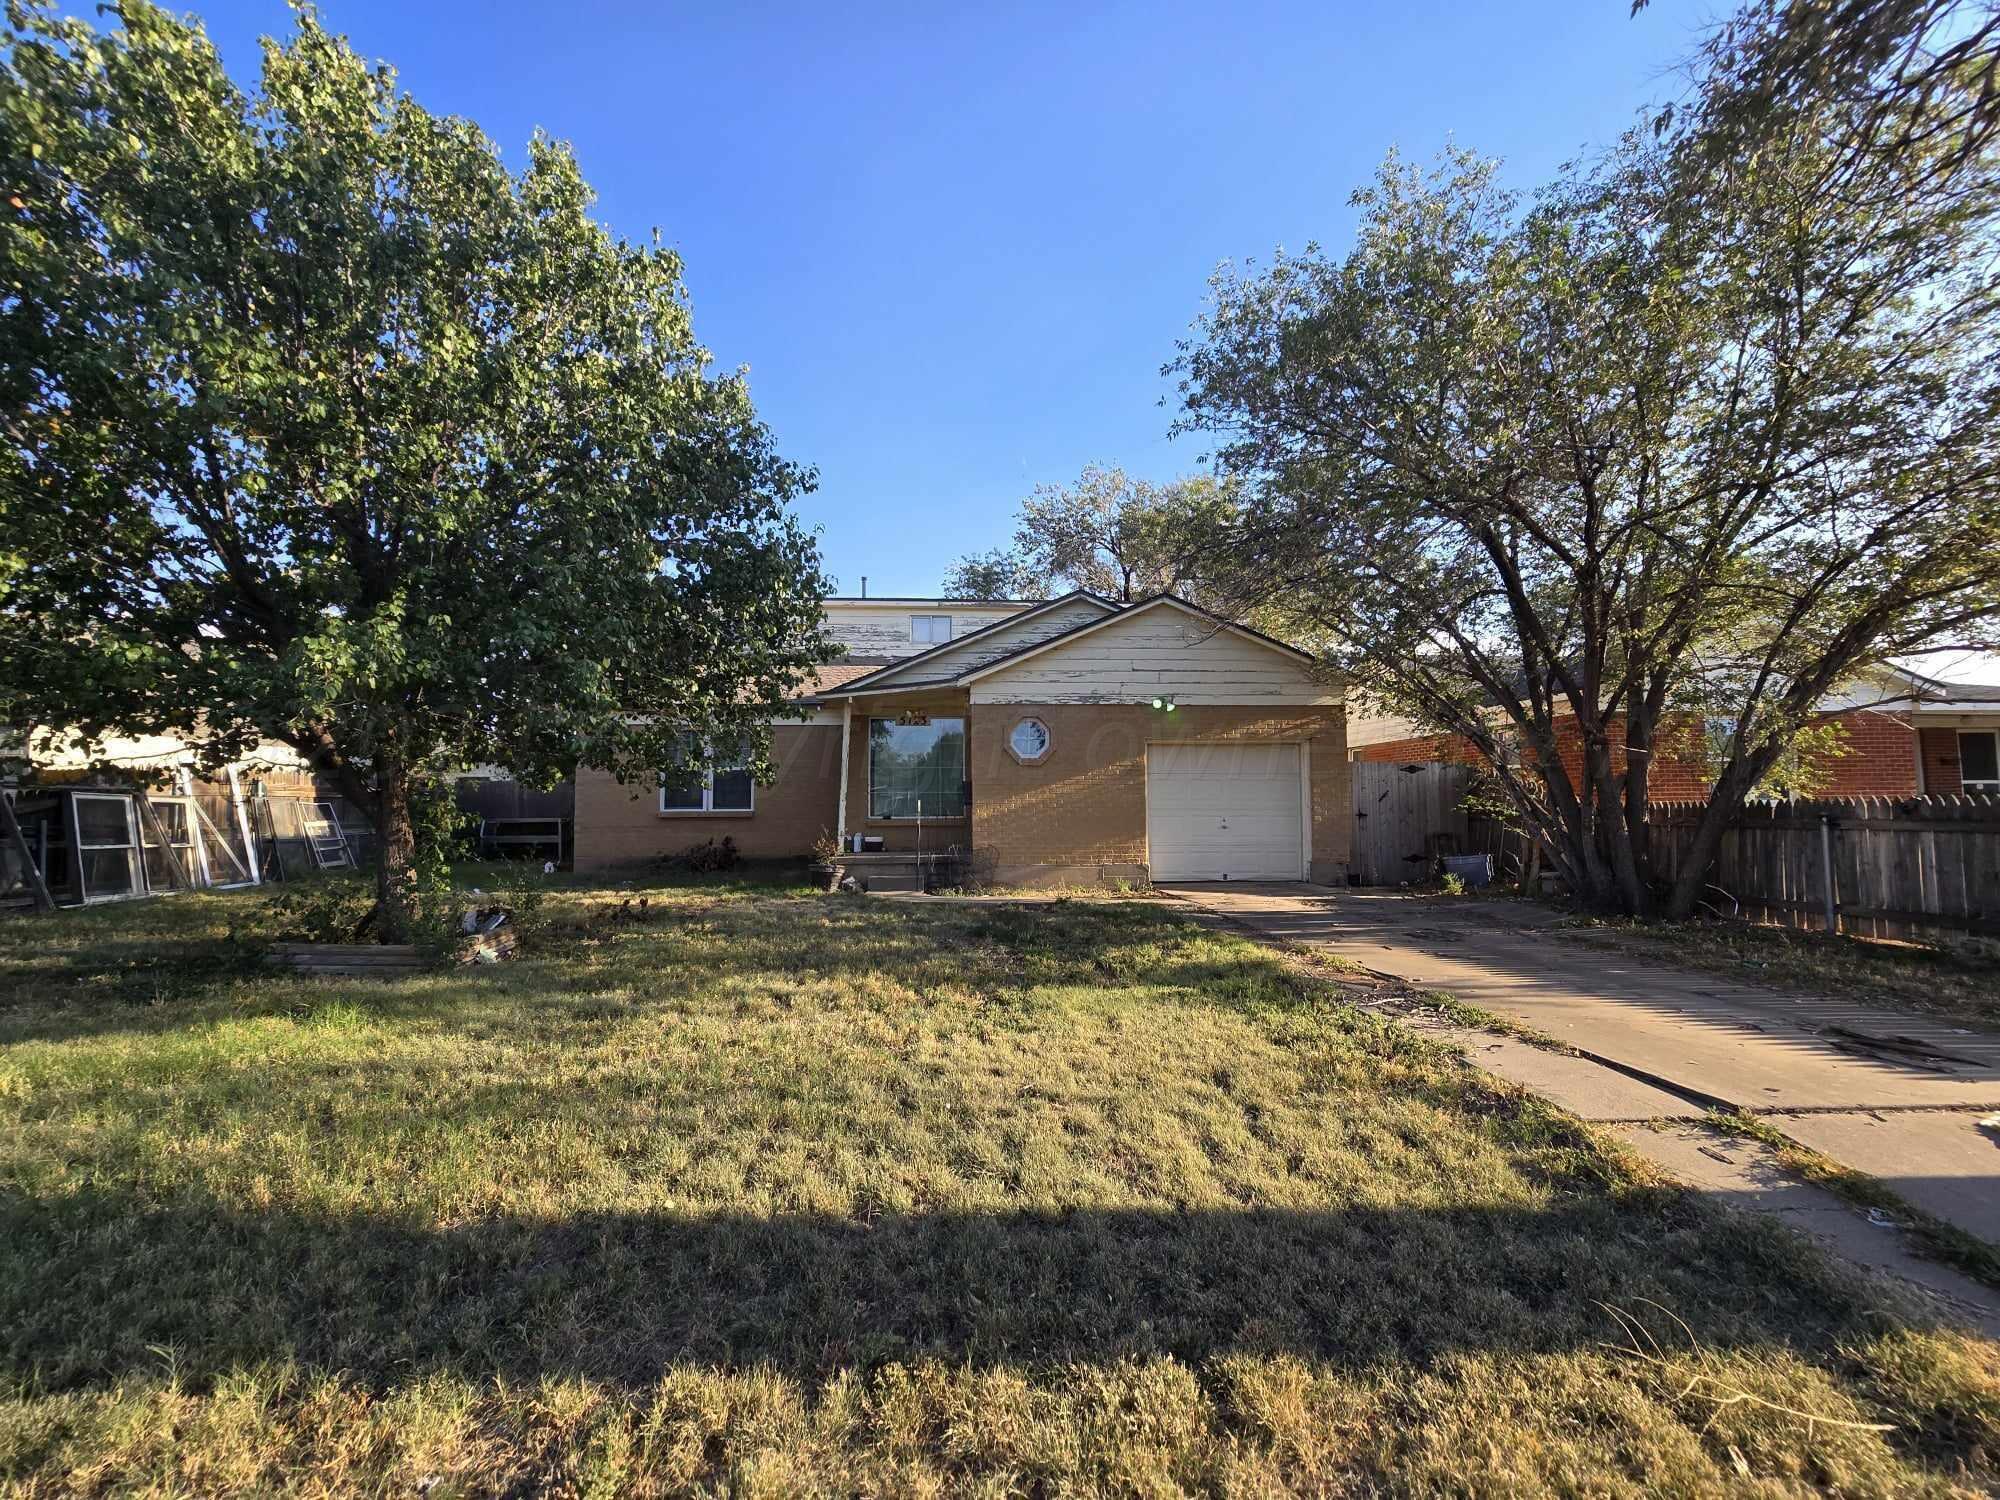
[1818,813,1838,934]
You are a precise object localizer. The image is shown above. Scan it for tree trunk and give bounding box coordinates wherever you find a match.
[375,761,419,945]
[1661,742,1788,919]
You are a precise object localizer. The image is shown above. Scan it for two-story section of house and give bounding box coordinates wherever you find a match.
[572,591,1349,886]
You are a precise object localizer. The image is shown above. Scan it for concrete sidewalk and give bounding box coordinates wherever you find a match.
[1164,882,2000,1327]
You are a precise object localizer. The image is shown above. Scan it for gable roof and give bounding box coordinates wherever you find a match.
[822,595,1045,607]
[807,592,1325,700]
[808,590,1118,698]
[954,594,1321,684]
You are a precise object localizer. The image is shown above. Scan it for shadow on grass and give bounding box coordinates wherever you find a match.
[0,894,1324,1048]
[3,1184,1877,1399]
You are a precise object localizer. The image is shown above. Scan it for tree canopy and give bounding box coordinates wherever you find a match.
[943,466,1233,604]
[940,546,1047,602]
[1,1,828,935]
[1174,0,2000,916]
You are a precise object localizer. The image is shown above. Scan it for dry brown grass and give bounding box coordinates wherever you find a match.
[1,874,1997,1495]
[1557,914,2000,1028]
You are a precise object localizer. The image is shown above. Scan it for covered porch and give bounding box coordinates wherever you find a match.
[827,686,974,861]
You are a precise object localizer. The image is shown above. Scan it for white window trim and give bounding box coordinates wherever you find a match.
[867,715,967,820]
[658,742,755,814]
[1959,728,2000,789]
[72,791,144,903]
[910,613,953,644]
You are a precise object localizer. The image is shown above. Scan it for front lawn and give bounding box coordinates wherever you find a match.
[2,878,1997,1495]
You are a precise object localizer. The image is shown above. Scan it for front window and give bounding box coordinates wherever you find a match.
[1961,730,1999,789]
[660,736,755,813]
[869,716,965,818]
[911,614,953,645]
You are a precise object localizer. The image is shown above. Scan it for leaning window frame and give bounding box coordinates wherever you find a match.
[71,791,145,903]
[658,736,756,814]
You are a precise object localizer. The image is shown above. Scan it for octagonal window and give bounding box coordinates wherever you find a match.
[1007,716,1052,764]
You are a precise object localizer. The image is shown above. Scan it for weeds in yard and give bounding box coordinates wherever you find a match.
[1,878,1997,1493]
[1559,915,2000,1028]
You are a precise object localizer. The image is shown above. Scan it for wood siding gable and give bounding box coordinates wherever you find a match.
[966,600,1338,706]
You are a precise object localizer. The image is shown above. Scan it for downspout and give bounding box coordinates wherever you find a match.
[836,697,853,852]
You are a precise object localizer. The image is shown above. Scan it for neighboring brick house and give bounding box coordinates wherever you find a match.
[1347,664,2000,799]
[573,592,1350,885]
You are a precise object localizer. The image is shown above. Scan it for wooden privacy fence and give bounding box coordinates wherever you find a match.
[1413,784,1998,942]
[1648,795,2000,943]
[1351,760,1475,885]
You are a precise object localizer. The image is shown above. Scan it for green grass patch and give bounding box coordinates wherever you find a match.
[2,877,1997,1494]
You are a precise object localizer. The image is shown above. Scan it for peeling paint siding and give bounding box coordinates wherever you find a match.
[849,598,1111,686]
[969,610,1338,706]
[820,602,1026,659]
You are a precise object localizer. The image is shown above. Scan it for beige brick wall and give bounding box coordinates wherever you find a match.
[573,723,843,872]
[970,703,1349,886]
[574,699,1352,884]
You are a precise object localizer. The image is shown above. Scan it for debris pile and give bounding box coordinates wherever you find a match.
[457,905,517,964]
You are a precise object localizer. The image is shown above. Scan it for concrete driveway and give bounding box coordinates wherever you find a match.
[1163,883,2000,1251]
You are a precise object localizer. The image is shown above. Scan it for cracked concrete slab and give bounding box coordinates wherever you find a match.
[1772,1108,2000,1244]
[1425,1024,1709,1122]
[1616,1123,2000,1337]
[1165,882,2000,1324]
[1169,884,2000,1114]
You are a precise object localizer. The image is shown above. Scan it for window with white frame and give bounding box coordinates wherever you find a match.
[73,792,142,901]
[910,614,953,645]
[660,736,755,813]
[1960,729,1999,790]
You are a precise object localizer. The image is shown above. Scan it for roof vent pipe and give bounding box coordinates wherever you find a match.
[860,576,867,599]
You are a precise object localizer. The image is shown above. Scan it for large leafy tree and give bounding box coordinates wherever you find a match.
[1,2,827,937]
[944,466,1234,604]
[940,546,1047,601]
[1173,3,2000,917]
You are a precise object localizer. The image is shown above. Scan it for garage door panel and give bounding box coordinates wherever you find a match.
[1146,743,1303,881]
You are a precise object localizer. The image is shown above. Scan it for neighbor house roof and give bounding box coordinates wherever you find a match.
[799,662,891,696]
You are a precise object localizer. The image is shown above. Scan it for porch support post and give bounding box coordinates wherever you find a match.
[836,698,853,849]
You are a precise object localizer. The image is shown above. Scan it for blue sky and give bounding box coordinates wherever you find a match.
[187,1,1698,596]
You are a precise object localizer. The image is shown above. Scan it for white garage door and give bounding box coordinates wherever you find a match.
[1146,743,1304,882]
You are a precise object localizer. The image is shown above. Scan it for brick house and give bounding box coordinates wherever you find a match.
[1347,662,2000,799]
[574,592,1350,885]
